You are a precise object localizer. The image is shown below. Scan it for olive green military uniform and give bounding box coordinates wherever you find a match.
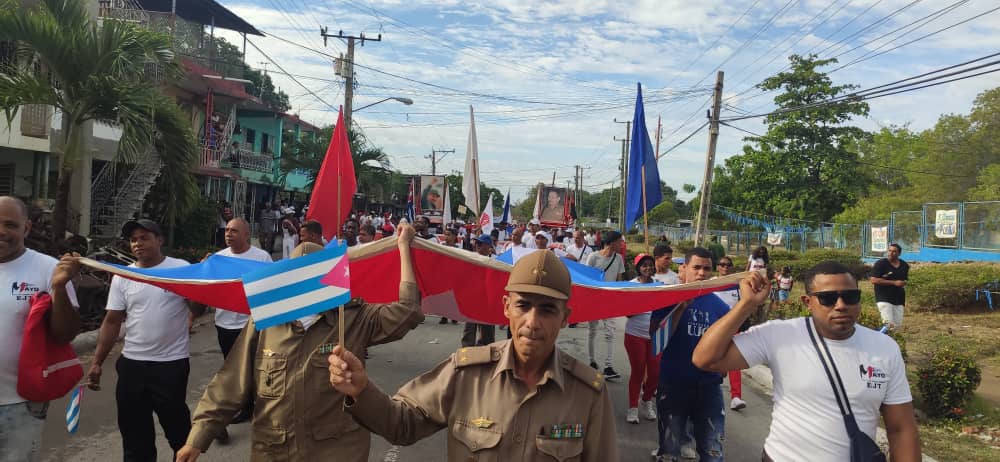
[186,281,422,461]
[346,339,619,461]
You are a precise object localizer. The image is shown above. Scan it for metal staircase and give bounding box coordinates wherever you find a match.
[89,147,163,240]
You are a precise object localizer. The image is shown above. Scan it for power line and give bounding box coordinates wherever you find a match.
[659,122,709,158]
[246,37,338,112]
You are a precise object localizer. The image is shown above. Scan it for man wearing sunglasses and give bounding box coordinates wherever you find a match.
[692,261,920,462]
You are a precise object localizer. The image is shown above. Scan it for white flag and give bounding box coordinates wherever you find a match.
[479,193,494,234]
[462,106,480,214]
[531,186,542,222]
[443,184,452,225]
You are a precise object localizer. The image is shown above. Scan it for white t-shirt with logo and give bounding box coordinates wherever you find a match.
[0,249,79,405]
[213,246,272,330]
[734,318,912,462]
[106,257,192,362]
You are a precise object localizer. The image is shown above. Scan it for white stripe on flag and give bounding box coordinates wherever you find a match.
[251,285,349,321]
[66,385,82,434]
[243,256,342,295]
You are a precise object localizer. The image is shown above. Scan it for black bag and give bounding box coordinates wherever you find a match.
[805,318,887,462]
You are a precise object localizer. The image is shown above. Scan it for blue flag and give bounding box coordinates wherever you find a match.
[500,189,511,223]
[624,83,663,231]
[406,178,415,224]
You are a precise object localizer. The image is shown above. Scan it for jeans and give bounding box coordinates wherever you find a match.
[655,382,725,462]
[0,401,47,462]
[588,319,615,368]
[116,356,191,462]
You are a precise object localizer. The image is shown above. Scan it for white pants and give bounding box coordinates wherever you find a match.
[282,234,298,260]
[588,319,615,368]
[876,302,905,328]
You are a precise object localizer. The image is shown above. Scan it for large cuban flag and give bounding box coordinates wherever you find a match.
[79,239,745,325]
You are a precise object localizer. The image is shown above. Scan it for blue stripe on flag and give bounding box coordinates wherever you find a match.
[652,307,678,355]
[246,274,328,307]
[242,246,345,284]
[254,291,353,330]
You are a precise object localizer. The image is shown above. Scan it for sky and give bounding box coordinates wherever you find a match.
[211,0,1000,205]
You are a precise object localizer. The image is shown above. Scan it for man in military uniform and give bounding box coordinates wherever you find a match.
[328,250,619,461]
[175,224,424,462]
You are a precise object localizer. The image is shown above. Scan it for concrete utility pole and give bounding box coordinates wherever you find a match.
[426,148,454,176]
[613,119,631,232]
[694,71,725,246]
[320,28,381,133]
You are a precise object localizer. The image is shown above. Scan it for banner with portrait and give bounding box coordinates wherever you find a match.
[536,186,570,227]
[766,233,784,246]
[871,226,888,252]
[934,209,958,239]
[418,175,446,223]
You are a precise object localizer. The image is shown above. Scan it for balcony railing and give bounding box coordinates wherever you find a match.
[220,147,274,174]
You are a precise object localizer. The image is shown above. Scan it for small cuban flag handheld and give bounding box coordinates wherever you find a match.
[243,244,351,330]
[66,385,83,434]
[652,312,673,356]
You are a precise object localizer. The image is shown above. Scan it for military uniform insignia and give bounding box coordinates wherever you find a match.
[471,417,494,429]
[544,423,584,439]
[317,343,336,354]
[262,349,276,357]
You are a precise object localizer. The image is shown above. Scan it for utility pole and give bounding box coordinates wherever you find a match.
[613,119,631,232]
[320,28,382,133]
[426,148,454,176]
[694,71,725,246]
[257,62,270,97]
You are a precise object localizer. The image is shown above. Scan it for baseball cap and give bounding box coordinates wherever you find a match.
[653,243,673,257]
[121,219,162,238]
[475,234,493,245]
[534,231,552,243]
[634,253,654,267]
[601,230,623,245]
[529,218,541,225]
[504,250,571,300]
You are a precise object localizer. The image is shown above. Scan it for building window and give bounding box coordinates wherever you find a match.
[244,128,256,149]
[261,133,271,154]
[0,164,14,196]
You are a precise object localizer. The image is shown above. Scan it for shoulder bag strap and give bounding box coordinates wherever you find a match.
[602,253,617,273]
[805,318,852,418]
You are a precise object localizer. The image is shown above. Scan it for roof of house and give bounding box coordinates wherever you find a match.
[136,0,263,36]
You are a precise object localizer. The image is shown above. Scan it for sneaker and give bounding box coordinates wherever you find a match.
[603,367,621,380]
[626,407,639,424]
[641,400,657,420]
[681,444,697,459]
[589,361,599,370]
[730,397,747,411]
[438,317,448,324]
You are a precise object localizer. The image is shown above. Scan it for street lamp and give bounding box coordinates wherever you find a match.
[352,96,414,113]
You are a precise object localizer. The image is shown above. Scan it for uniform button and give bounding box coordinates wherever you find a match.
[471,442,478,449]
[514,434,523,443]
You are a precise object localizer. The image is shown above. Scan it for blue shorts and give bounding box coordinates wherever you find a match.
[778,289,790,302]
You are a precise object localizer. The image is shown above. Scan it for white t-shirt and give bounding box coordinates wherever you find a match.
[106,257,192,362]
[734,318,912,462]
[214,246,272,330]
[521,231,535,247]
[748,257,767,271]
[0,249,79,405]
[564,243,593,262]
[584,252,625,282]
[624,277,661,339]
[653,270,680,286]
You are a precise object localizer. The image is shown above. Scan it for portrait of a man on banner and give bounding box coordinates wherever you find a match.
[419,175,446,220]
[539,187,568,225]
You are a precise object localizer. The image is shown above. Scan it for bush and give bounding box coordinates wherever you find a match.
[917,342,982,418]
[770,248,866,282]
[907,263,1000,311]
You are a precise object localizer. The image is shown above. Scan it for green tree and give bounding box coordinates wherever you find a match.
[712,54,871,222]
[0,0,198,241]
[210,37,289,112]
[280,125,392,200]
[969,164,1000,201]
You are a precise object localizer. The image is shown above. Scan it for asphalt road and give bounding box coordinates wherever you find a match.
[39,315,772,461]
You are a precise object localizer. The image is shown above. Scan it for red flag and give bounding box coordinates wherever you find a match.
[307,107,356,241]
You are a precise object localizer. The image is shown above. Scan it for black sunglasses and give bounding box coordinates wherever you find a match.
[717,262,732,267]
[807,290,862,307]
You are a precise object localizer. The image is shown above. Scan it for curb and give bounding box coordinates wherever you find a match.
[742,365,938,462]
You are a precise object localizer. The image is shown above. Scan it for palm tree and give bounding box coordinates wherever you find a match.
[280,125,393,199]
[0,0,198,242]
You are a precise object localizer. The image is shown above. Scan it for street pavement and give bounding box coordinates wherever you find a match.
[39,315,772,461]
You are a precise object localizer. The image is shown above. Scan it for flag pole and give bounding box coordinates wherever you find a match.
[337,109,346,352]
[641,165,650,254]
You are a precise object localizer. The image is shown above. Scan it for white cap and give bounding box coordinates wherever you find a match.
[529,218,541,225]
[534,231,552,243]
